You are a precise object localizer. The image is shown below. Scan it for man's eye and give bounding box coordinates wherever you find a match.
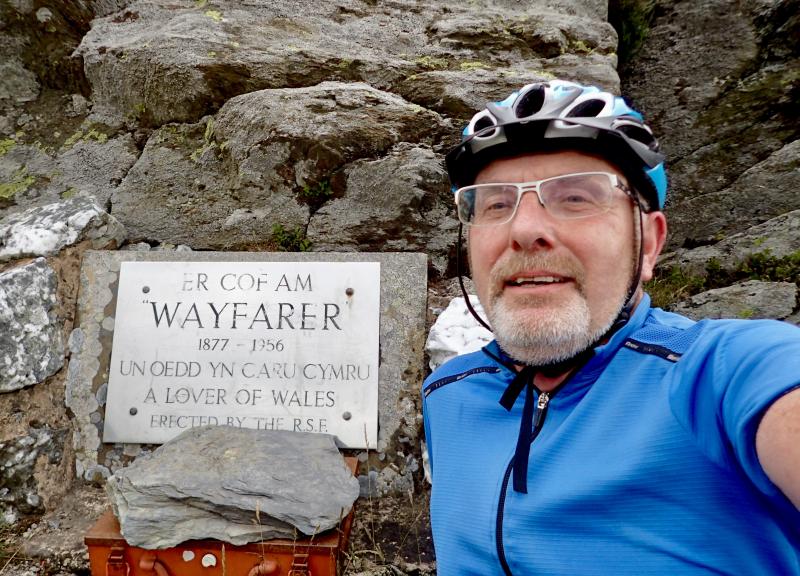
[485,199,512,211]
[563,192,592,203]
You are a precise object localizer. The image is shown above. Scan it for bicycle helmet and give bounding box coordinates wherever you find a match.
[446,80,667,211]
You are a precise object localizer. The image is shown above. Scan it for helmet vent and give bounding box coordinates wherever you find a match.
[617,123,658,150]
[514,86,545,118]
[566,99,606,118]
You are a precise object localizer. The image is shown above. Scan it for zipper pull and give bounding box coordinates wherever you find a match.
[532,391,550,428]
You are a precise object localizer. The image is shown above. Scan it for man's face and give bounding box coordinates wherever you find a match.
[467,151,659,365]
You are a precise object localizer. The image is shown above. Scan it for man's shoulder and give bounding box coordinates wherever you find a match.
[423,346,501,389]
[638,305,800,361]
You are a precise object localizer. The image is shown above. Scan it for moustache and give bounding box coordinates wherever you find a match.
[488,253,584,295]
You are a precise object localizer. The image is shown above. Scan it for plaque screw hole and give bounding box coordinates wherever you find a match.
[129,407,138,416]
[342,411,352,421]
[345,287,354,296]
[142,286,150,294]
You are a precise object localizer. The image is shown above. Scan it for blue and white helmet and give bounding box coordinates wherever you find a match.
[446,80,668,211]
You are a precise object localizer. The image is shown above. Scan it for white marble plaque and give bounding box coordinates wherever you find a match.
[104,261,381,447]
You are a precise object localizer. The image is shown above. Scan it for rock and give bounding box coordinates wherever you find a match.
[0,133,138,212]
[0,57,40,105]
[112,83,447,248]
[668,139,800,245]
[667,209,800,275]
[110,115,309,248]
[623,0,800,249]
[673,280,798,321]
[425,297,493,371]
[0,196,126,261]
[307,143,457,275]
[107,427,359,549]
[0,427,67,523]
[395,57,618,127]
[75,0,618,128]
[429,8,617,62]
[0,258,64,393]
[66,94,90,117]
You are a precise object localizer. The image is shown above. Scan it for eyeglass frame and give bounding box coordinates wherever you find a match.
[453,171,637,227]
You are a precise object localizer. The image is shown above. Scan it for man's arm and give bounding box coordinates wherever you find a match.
[756,387,800,509]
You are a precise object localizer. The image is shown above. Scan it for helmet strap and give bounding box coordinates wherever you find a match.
[456,223,493,331]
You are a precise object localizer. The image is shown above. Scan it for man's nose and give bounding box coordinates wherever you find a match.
[508,190,557,251]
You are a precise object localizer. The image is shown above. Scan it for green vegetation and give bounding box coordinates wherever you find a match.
[0,167,35,200]
[646,264,706,309]
[721,249,800,284]
[608,0,655,69]
[300,180,333,202]
[0,139,15,156]
[414,55,448,70]
[271,224,311,252]
[61,187,79,199]
[646,249,800,309]
[335,58,354,70]
[460,61,490,71]
[195,0,207,6]
[190,118,217,162]
[205,9,223,22]
[62,127,108,150]
[569,39,594,55]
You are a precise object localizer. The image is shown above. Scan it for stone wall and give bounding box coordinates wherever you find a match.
[0,0,797,573]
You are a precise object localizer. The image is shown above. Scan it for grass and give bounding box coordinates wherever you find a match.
[271,224,312,252]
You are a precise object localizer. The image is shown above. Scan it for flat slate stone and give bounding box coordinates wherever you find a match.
[107,426,359,549]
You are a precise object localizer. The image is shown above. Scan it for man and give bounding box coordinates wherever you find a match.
[422,80,800,575]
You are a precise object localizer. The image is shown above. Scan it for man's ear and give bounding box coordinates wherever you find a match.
[640,211,667,282]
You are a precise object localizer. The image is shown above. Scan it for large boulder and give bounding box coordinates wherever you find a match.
[112,82,448,249]
[623,0,800,248]
[74,0,618,128]
[668,140,800,245]
[307,143,457,275]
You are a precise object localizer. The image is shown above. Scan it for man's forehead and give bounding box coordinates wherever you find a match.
[474,150,628,184]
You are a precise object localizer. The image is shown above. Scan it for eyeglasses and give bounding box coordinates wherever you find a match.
[454,172,633,226]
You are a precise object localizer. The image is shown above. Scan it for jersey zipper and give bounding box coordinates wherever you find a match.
[496,390,551,576]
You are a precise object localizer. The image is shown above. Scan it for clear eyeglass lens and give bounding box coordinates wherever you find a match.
[541,173,614,219]
[458,173,616,225]
[465,185,519,225]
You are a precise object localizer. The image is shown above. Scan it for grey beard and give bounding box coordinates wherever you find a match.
[487,290,627,366]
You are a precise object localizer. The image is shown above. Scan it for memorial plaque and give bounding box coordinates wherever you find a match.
[104,261,380,448]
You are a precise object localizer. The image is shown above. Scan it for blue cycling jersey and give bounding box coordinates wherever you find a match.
[423,295,800,575]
